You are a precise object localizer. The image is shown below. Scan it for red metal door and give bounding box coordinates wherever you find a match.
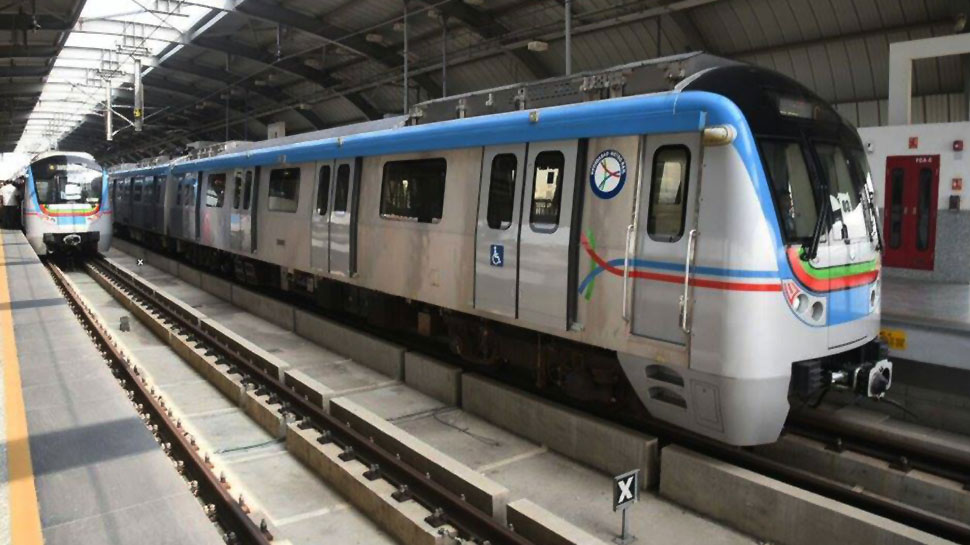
[883,155,939,270]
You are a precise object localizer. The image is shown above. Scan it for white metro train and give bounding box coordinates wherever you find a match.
[23,151,112,255]
[109,55,891,446]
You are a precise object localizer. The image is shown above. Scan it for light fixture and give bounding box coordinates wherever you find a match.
[366,33,385,44]
[527,40,548,52]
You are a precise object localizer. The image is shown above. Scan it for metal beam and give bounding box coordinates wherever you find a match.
[0,13,72,31]
[153,58,327,128]
[0,45,60,57]
[232,0,439,99]
[191,34,382,120]
[439,1,554,80]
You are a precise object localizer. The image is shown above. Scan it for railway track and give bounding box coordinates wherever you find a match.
[53,246,970,544]
[67,255,533,545]
[44,259,271,545]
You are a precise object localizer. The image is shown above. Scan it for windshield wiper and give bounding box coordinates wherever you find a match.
[864,186,883,252]
[802,201,829,262]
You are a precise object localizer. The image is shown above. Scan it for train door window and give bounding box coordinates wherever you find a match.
[334,164,350,213]
[888,168,904,249]
[486,154,517,230]
[268,167,300,212]
[206,173,226,207]
[132,176,143,202]
[242,171,253,210]
[646,145,691,242]
[529,151,565,230]
[316,165,331,216]
[232,172,243,209]
[917,168,932,250]
[380,158,447,223]
[153,176,163,203]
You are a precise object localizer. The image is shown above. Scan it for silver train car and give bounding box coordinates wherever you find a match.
[109,56,891,446]
[24,151,112,255]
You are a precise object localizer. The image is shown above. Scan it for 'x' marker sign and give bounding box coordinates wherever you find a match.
[136,259,144,266]
[612,469,639,511]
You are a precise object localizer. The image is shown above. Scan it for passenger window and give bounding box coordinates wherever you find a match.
[268,168,300,212]
[232,172,243,209]
[243,171,253,210]
[316,165,331,216]
[206,173,226,207]
[132,176,143,202]
[888,168,904,249]
[333,164,350,213]
[529,151,565,230]
[380,158,447,223]
[647,146,691,242]
[917,168,932,251]
[487,154,517,230]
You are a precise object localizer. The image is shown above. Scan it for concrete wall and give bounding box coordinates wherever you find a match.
[859,121,970,283]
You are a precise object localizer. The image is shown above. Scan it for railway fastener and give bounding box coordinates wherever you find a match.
[426,507,447,528]
[364,464,381,481]
[824,437,844,453]
[315,431,333,445]
[392,485,411,502]
[338,446,355,461]
[890,455,912,473]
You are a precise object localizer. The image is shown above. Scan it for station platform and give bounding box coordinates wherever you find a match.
[881,276,970,373]
[0,229,222,545]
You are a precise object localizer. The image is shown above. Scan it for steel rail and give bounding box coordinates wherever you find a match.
[786,410,970,476]
[45,259,271,545]
[87,256,532,545]
[635,415,970,543]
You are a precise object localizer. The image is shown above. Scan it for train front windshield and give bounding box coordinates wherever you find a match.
[32,156,103,208]
[759,138,877,246]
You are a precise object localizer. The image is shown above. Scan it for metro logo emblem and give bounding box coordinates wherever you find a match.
[782,280,801,305]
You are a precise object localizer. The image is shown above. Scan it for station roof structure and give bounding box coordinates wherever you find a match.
[0,0,967,163]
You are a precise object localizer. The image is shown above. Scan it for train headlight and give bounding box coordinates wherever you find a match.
[793,293,808,312]
[810,301,824,322]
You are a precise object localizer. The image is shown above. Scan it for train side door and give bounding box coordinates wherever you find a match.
[229,169,244,252]
[310,161,334,272]
[249,167,259,253]
[631,133,702,345]
[474,144,526,318]
[329,158,360,276]
[883,155,939,270]
[518,140,581,329]
[194,171,203,241]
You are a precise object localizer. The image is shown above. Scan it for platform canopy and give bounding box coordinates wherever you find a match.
[0,0,966,162]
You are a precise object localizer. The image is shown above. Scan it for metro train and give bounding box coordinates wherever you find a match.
[23,151,112,255]
[109,55,891,446]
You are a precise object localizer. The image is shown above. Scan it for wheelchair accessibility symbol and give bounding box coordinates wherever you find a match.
[490,244,504,267]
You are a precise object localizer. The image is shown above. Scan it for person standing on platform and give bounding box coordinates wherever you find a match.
[1,181,20,229]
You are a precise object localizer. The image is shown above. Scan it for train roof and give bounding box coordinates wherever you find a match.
[107,53,855,178]
[32,150,97,165]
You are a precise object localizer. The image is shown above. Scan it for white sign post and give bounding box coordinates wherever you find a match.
[612,469,639,544]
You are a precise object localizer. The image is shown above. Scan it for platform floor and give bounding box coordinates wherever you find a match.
[883,276,970,330]
[0,230,222,545]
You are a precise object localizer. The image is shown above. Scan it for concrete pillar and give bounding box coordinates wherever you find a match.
[888,33,970,125]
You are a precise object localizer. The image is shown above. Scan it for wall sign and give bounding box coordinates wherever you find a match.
[589,150,627,199]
